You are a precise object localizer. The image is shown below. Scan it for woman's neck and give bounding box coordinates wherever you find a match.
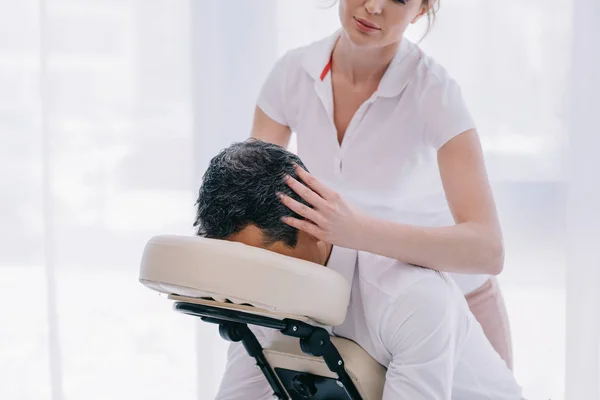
[332,33,401,86]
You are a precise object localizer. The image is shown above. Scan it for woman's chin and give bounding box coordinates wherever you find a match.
[342,27,379,47]
[343,24,387,48]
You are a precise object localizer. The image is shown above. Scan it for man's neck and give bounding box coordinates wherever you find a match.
[228,225,331,266]
[322,242,333,266]
[269,237,332,266]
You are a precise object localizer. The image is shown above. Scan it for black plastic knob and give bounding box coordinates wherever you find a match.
[291,373,318,399]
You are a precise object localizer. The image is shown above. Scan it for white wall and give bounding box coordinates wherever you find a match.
[190,1,278,397]
[565,0,600,398]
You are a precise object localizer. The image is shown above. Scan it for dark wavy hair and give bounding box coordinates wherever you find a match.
[194,139,310,247]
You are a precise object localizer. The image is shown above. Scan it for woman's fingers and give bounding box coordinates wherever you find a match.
[278,193,326,226]
[294,165,339,201]
[284,175,329,209]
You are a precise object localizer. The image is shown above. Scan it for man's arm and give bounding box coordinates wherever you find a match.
[215,326,274,400]
[381,277,463,400]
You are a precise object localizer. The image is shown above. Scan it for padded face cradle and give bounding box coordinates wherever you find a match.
[139,235,352,326]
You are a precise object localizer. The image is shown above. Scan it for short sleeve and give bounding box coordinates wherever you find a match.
[423,76,476,150]
[256,51,291,127]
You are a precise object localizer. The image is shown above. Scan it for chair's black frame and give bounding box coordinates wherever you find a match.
[174,301,363,400]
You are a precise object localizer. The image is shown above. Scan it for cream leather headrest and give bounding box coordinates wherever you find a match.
[139,235,351,326]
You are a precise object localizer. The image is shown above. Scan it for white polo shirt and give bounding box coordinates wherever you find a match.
[257,30,489,295]
[214,247,523,399]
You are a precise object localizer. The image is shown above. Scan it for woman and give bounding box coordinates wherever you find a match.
[251,0,513,369]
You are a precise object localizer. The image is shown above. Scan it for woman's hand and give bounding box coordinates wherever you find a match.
[279,165,368,250]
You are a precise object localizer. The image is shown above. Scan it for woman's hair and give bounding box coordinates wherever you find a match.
[421,0,440,38]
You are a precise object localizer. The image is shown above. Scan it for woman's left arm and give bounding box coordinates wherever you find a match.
[280,129,504,275]
[362,128,504,275]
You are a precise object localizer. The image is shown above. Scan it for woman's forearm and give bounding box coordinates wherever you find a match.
[360,216,505,275]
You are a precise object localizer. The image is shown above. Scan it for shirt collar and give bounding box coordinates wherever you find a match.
[302,30,422,99]
[301,30,341,82]
[326,246,358,286]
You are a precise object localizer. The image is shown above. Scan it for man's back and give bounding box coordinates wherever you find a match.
[329,249,522,399]
[214,248,522,399]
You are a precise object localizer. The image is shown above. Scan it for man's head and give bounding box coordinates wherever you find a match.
[194,139,330,264]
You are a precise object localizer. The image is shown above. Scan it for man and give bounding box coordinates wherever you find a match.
[194,139,523,399]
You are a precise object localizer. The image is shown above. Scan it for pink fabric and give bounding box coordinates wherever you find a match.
[465,277,514,370]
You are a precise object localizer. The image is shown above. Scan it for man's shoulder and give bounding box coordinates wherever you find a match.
[357,253,470,343]
[357,252,461,303]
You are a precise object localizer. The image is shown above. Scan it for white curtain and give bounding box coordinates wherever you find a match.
[408,2,570,399]
[1,1,197,399]
[566,0,600,398]
[1,1,598,400]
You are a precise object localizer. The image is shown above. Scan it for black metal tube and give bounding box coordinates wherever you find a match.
[336,370,363,400]
[175,301,362,400]
[173,302,288,330]
[236,324,288,399]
